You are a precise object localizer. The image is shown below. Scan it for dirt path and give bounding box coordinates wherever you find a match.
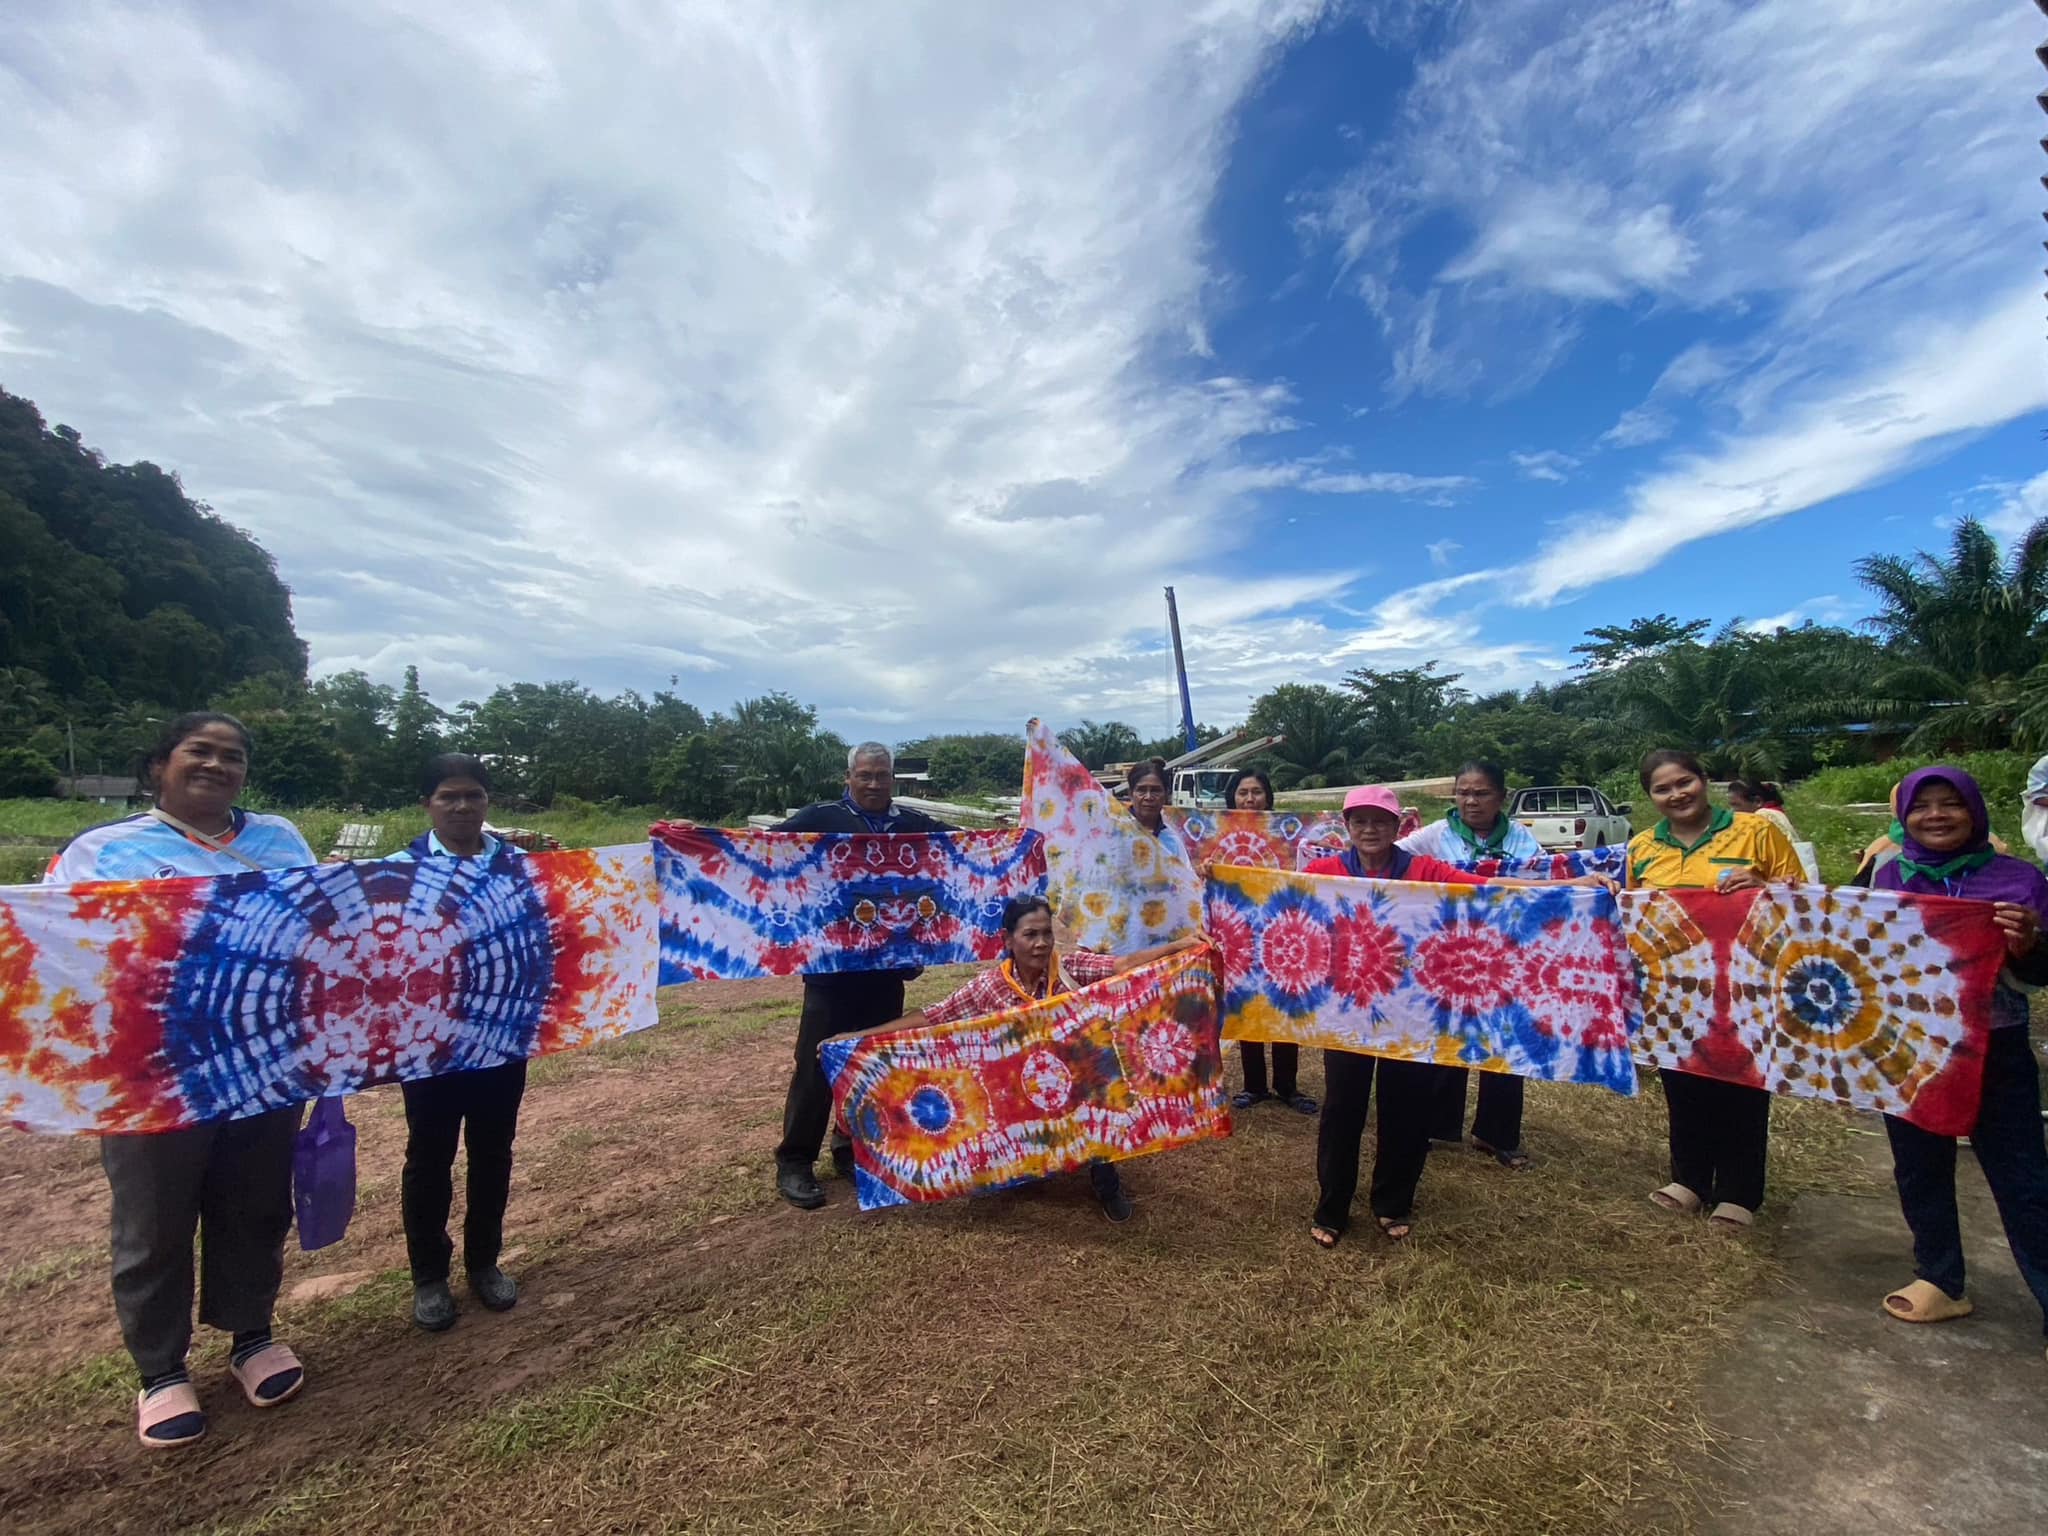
[0,978,830,1536]
[1697,1128,2048,1536]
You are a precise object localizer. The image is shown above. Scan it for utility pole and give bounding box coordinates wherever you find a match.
[1164,587,1199,754]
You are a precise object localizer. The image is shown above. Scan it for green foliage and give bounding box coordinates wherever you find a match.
[1340,663,1466,779]
[898,733,1026,796]
[0,390,305,711]
[1798,752,2031,814]
[1244,684,1364,789]
[1570,613,1710,671]
[0,747,59,798]
[1850,515,2048,752]
[1056,720,1143,769]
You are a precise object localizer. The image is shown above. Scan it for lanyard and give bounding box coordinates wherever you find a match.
[1001,958,1073,1007]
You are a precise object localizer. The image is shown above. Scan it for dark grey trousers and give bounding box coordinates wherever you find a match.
[100,1106,300,1380]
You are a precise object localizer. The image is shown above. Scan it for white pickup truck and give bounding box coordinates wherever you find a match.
[1508,785,1633,852]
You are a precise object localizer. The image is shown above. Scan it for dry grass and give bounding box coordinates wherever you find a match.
[176,1025,1875,1536]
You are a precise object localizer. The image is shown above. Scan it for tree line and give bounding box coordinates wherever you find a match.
[4,385,2045,808]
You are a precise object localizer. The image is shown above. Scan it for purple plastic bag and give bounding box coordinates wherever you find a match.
[293,1096,358,1252]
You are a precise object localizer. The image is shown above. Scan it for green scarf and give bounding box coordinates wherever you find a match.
[1893,847,1997,885]
[1445,809,1509,854]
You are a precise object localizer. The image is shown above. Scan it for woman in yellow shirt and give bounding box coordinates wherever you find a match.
[1627,749,1802,1231]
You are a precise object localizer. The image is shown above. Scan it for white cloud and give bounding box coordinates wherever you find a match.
[1599,405,1673,449]
[0,0,1342,735]
[1515,291,2048,604]
[1509,449,1578,483]
[1740,595,1846,634]
[1981,470,2048,542]
[1439,185,1694,303]
[1311,0,2033,412]
[1425,538,1459,569]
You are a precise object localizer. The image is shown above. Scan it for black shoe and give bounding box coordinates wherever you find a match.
[1090,1166,1134,1224]
[777,1166,827,1210]
[468,1266,518,1312]
[831,1143,856,1179]
[412,1281,457,1332]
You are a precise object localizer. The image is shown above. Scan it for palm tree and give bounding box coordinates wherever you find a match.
[1057,720,1143,770]
[1245,684,1362,789]
[1609,637,1788,778]
[1852,515,2048,750]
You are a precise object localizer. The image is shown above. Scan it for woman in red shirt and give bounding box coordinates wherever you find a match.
[1301,786,1602,1248]
[910,896,1204,1222]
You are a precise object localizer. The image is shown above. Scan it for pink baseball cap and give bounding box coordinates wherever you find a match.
[1341,785,1403,818]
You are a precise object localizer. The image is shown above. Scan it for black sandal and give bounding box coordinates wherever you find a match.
[1471,1138,1530,1171]
[1310,1224,1341,1250]
[1233,1089,1272,1110]
[1376,1215,1413,1242]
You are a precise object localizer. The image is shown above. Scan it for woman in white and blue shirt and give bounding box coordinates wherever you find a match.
[47,712,316,1451]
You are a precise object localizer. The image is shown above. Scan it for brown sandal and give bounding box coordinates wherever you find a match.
[1882,1279,1973,1324]
[1648,1183,1702,1215]
[1707,1202,1754,1232]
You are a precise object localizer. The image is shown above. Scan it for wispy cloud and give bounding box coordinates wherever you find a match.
[1977,470,2048,543]
[1509,449,1578,484]
[1740,595,1848,634]
[1425,538,1460,570]
[1308,0,2032,416]
[1514,291,2048,604]
[0,0,1338,733]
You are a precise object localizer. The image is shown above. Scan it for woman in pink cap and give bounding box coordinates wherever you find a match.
[1299,786,1601,1248]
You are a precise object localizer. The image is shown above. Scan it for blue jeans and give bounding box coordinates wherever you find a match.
[1884,1027,2048,1336]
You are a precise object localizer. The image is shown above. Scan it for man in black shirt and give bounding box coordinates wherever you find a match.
[773,742,951,1209]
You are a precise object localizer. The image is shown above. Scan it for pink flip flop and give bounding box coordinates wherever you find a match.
[228,1342,305,1408]
[136,1381,207,1449]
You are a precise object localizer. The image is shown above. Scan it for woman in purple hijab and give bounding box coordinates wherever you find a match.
[1874,765,2048,1360]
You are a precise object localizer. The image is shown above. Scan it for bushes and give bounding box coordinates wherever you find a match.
[1799,752,2034,811]
[0,748,60,798]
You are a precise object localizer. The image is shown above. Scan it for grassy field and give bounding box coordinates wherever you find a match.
[0,773,2033,1530]
[0,973,1892,1536]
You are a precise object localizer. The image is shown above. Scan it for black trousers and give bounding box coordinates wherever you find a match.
[402,1060,527,1285]
[1314,1052,1445,1232]
[101,1106,300,1382]
[1660,1067,1770,1212]
[1885,1027,2048,1334]
[1430,1068,1526,1151]
[1240,1041,1300,1098]
[776,976,906,1171]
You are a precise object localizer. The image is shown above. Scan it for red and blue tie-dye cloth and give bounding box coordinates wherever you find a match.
[820,947,1230,1210]
[1206,864,1638,1094]
[650,823,1046,984]
[0,846,659,1135]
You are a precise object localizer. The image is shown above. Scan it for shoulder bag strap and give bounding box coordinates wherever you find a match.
[146,806,267,872]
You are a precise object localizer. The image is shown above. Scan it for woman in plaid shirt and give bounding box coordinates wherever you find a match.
[912,895,1206,1222]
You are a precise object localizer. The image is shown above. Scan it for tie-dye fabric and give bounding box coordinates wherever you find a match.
[1206,865,1637,1094]
[1165,807,1347,872]
[649,822,1046,984]
[1620,883,2006,1135]
[820,947,1230,1209]
[0,846,658,1135]
[1457,846,1628,881]
[1022,721,1203,954]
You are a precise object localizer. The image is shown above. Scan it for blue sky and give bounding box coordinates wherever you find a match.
[2,1,2043,739]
